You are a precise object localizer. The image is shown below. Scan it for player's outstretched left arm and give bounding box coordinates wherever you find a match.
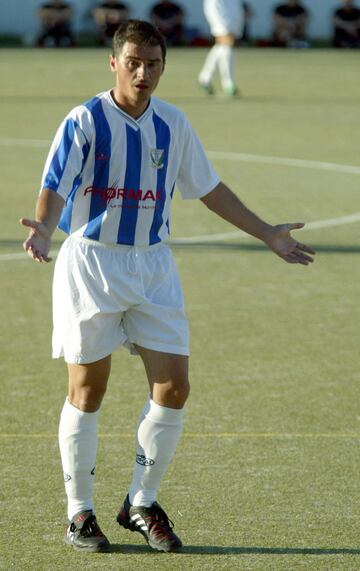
[200,182,315,265]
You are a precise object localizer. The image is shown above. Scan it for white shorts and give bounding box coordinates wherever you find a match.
[52,236,189,364]
[204,0,243,37]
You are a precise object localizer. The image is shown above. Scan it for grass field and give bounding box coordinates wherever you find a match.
[1,46,360,570]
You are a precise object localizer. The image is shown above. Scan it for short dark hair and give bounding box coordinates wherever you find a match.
[112,19,166,62]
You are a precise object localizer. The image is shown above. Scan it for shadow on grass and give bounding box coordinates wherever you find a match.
[1,239,360,255]
[108,544,360,555]
[0,239,64,249]
[170,242,360,255]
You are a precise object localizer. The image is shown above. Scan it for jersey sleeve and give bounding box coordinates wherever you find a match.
[40,109,91,201]
[176,119,220,200]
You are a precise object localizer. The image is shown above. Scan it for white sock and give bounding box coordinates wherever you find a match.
[198,44,222,85]
[217,44,236,90]
[128,398,184,507]
[58,398,99,520]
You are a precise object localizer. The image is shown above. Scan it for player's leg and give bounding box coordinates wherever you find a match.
[130,347,189,507]
[198,42,222,94]
[138,345,189,408]
[59,355,111,552]
[117,347,189,552]
[67,355,111,412]
[53,236,133,551]
[216,34,239,96]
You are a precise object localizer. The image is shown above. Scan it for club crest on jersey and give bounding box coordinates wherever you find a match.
[150,148,165,169]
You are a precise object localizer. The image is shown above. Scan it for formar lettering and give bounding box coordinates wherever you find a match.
[84,187,165,203]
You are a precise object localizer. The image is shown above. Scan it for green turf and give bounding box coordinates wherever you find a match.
[1,47,360,570]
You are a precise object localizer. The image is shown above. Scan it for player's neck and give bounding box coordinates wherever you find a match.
[110,89,151,120]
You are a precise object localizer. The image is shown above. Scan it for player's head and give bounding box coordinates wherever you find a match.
[110,20,166,112]
[112,19,166,64]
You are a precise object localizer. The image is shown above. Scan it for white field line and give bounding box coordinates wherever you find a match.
[171,212,360,244]
[3,212,360,261]
[2,137,360,175]
[0,249,58,262]
[207,150,360,176]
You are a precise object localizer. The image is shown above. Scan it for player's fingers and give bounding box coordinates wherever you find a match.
[23,238,33,252]
[295,254,313,264]
[27,245,42,262]
[287,222,305,231]
[283,253,298,264]
[283,251,312,265]
[33,246,52,263]
[27,249,39,262]
[19,218,39,230]
[296,242,316,255]
[39,255,52,263]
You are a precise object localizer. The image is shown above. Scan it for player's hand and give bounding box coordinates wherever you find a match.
[265,222,315,265]
[19,218,53,263]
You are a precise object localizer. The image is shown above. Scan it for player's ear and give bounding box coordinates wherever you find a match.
[109,53,117,72]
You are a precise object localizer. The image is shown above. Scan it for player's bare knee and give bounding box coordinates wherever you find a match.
[68,384,107,412]
[173,381,190,407]
[155,379,190,408]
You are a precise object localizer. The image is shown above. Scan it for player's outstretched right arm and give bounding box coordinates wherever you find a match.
[19,189,65,263]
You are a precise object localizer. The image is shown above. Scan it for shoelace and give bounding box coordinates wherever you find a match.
[80,515,104,537]
[144,505,175,539]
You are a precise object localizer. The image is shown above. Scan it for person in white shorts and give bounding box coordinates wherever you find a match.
[199,0,244,96]
[20,19,315,554]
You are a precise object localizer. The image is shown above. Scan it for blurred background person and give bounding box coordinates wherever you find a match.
[240,1,253,45]
[273,0,309,48]
[149,0,185,46]
[93,1,130,46]
[333,0,360,47]
[37,0,75,47]
[198,0,244,97]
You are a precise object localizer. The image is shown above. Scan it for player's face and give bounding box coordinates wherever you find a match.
[110,42,165,117]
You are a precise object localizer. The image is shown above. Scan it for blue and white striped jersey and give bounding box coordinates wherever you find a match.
[41,91,220,246]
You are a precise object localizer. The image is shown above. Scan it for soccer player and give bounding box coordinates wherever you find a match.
[20,19,315,553]
[198,0,244,97]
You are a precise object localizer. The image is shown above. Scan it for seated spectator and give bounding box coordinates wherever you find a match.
[37,0,75,47]
[150,0,185,46]
[93,1,130,46]
[333,0,360,47]
[273,0,309,48]
[241,1,253,45]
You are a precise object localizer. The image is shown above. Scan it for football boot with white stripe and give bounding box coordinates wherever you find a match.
[116,495,182,552]
[64,510,110,552]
